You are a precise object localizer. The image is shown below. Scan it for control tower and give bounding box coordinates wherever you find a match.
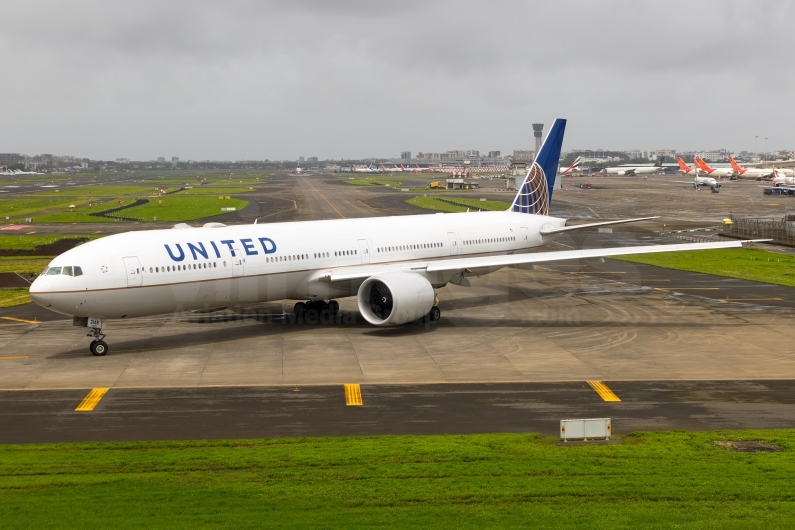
[532,123,544,154]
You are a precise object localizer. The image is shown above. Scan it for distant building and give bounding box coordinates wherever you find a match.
[157,157,165,162]
[512,150,534,161]
[307,157,318,163]
[116,158,130,164]
[0,153,21,166]
[171,157,180,163]
[488,151,501,158]
[698,149,729,162]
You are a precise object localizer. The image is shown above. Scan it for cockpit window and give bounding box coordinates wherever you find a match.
[74,266,83,276]
[46,267,62,275]
[62,266,73,276]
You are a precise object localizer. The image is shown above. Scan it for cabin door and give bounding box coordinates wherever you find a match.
[122,256,143,287]
[358,239,370,264]
[231,246,244,277]
[447,232,459,256]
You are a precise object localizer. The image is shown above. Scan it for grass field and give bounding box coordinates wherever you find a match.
[120,196,249,222]
[0,257,51,275]
[0,288,31,308]
[33,185,177,197]
[614,247,795,288]
[0,235,98,251]
[340,176,404,187]
[33,196,249,223]
[0,198,91,220]
[171,186,255,196]
[1,430,794,528]
[407,195,511,213]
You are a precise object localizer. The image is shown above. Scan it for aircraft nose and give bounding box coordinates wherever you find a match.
[29,277,53,307]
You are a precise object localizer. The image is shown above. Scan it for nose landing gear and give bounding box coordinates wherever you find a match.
[87,327,108,356]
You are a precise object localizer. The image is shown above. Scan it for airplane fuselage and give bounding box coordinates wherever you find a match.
[30,211,565,320]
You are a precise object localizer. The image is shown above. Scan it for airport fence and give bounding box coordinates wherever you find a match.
[729,214,795,247]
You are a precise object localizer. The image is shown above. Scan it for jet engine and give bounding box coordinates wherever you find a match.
[357,272,435,325]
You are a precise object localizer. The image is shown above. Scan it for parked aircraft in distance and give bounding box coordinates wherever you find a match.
[602,156,665,176]
[693,175,719,188]
[559,156,582,174]
[677,157,700,175]
[352,165,376,173]
[694,156,734,178]
[29,119,757,356]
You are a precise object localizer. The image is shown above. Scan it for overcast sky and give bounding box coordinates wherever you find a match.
[2,0,793,160]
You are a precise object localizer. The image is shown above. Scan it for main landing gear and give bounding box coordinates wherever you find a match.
[87,327,108,356]
[421,306,441,324]
[293,300,340,319]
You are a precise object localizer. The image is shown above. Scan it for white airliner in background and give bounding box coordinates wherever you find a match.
[602,156,664,176]
[29,119,755,356]
[694,156,733,179]
[728,156,774,179]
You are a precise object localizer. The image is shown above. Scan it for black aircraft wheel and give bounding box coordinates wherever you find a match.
[328,300,339,316]
[429,306,441,322]
[91,340,108,356]
[293,302,305,317]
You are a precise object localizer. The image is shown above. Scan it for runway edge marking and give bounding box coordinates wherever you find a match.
[344,384,363,406]
[587,381,621,402]
[75,388,109,412]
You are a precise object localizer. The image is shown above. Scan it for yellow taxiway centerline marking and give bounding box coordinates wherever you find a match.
[26,231,36,234]
[301,178,346,219]
[0,316,38,324]
[0,356,29,361]
[587,381,621,402]
[344,384,363,406]
[75,388,109,412]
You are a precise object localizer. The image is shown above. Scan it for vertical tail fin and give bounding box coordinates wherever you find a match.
[676,157,691,172]
[728,156,745,174]
[510,118,566,214]
[654,155,664,167]
[694,156,712,173]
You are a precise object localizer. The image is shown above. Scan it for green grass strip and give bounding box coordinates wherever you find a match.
[407,195,511,213]
[614,247,795,288]
[1,431,795,527]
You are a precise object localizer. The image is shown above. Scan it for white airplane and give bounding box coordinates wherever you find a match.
[29,119,755,356]
[771,172,795,186]
[381,164,403,173]
[352,165,376,173]
[693,175,718,188]
[694,156,733,179]
[0,169,43,175]
[602,156,664,176]
[728,156,774,179]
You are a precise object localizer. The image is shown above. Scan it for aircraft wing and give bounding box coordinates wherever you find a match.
[538,217,658,236]
[327,239,760,282]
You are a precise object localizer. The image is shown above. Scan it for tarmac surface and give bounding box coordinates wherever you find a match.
[3,380,795,444]
[2,171,795,443]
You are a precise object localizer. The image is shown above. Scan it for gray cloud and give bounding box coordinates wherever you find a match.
[1,0,793,160]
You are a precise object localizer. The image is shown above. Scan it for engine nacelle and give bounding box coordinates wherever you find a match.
[357,272,435,325]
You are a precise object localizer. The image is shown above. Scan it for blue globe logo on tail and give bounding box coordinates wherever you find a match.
[511,118,567,215]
